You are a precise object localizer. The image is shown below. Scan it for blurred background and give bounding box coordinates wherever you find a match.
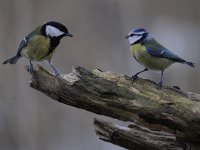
[0,0,200,149]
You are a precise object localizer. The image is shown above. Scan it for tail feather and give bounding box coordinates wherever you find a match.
[183,61,195,67]
[3,55,21,64]
[173,57,195,67]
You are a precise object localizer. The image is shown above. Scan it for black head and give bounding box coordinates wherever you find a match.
[41,21,73,38]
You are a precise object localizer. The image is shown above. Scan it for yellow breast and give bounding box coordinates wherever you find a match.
[130,44,174,70]
[21,35,50,61]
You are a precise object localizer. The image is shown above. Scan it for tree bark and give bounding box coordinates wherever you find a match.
[27,65,200,150]
[94,118,190,150]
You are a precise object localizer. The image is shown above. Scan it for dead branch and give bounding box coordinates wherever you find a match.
[26,65,200,150]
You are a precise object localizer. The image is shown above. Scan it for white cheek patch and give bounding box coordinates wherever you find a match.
[46,25,64,37]
[128,35,142,45]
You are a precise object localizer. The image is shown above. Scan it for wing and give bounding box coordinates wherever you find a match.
[16,26,42,56]
[145,38,185,63]
[16,36,31,56]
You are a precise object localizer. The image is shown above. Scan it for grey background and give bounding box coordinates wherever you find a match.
[0,0,200,150]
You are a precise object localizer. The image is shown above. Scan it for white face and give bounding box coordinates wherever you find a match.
[127,30,146,45]
[128,34,142,45]
[45,25,65,37]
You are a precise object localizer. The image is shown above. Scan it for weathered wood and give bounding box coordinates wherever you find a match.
[27,65,200,149]
[94,118,189,150]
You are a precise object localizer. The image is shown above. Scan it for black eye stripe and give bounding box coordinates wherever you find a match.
[130,34,134,37]
[129,33,142,37]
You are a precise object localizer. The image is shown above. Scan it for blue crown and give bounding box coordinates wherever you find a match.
[133,28,147,33]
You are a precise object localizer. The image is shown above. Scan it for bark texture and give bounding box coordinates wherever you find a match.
[27,65,200,150]
[94,118,190,150]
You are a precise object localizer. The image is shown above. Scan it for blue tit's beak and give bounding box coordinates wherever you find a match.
[65,32,73,37]
[125,35,129,39]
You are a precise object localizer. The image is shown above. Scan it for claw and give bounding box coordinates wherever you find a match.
[28,60,34,79]
[49,61,61,77]
[156,70,164,88]
[131,74,138,83]
[156,81,163,88]
[131,68,148,83]
[55,71,60,77]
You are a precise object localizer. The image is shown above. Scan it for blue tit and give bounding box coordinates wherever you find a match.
[3,21,73,77]
[125,28,194,86]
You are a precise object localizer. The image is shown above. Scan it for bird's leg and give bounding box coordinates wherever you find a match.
[157,70,164,87]
[49,61,60,76]
[131,68,148,82]
[28,60,34,78]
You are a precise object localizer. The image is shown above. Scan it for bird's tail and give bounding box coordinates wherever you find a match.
[3,55,21,64]
[183,61,195,67]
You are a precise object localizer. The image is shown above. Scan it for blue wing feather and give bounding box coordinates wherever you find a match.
[147,47,184,62]
[145,38,194,67]
[145,38,186,63]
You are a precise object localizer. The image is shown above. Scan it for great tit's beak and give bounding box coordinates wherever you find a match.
[125,35,129,39]
[65,32,73,37]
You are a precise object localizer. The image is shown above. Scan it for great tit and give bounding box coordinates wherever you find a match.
[3,21,73,76]
[125,28,194,86]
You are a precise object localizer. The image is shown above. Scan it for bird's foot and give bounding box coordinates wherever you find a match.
[156,81,163,88]
[131,74,138,83]
[49,63,61,77]
[26,64,34,79]
[172,86,181,90]
[54,70,61,77]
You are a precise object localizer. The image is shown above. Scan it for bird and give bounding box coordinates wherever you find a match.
[125,28,194,86]
[3,21,73,77]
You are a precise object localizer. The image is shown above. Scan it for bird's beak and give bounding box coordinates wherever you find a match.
[65,32,73,37]
[125,35,129,39]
